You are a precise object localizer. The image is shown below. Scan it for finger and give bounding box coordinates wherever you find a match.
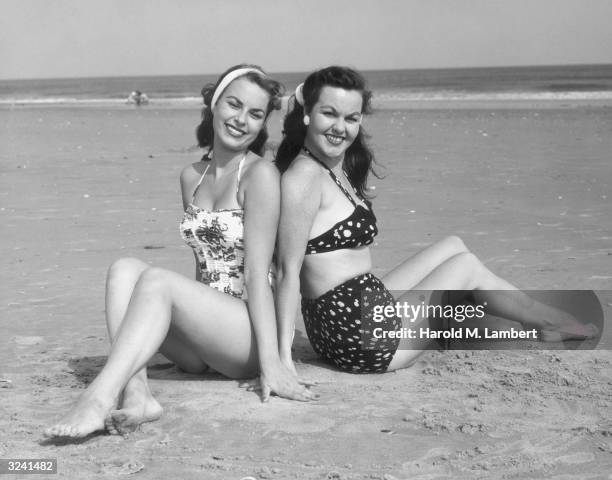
[300,388,320,401]
[262,384,271,403]
[244,381,262,392]
[298,379,318,387]
[294,392,316,402]
[238,381,255,389]
[284,387,319,402]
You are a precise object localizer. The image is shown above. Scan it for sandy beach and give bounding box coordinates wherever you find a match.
[1,100,611,479]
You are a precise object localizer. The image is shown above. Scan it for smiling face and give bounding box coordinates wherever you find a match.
[212,76,270,153]
[304,86,363,162]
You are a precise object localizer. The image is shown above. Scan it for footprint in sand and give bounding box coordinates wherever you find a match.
[13,336,44,345]
[99,459,145,475]
[554,451,596,464]
[250,404,337,434]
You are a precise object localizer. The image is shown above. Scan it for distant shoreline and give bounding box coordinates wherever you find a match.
[3,97,612,110]
[2,62,611,83]
[2,64,612,108]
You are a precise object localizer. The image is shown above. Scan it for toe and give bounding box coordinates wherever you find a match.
[104,415,119,435]
[110,412,130,435]
[111,411,128,425]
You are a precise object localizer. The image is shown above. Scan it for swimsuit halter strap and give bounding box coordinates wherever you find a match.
[236,153,247,194]
[191,153,247,203]
[191,163,211,204]
[301,146,357,207]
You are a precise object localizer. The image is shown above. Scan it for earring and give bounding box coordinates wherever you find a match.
[303,115,310,126]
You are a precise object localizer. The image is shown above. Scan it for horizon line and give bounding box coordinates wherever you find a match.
[2,61,611,83]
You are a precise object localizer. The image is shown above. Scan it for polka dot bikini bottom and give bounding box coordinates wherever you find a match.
[301,273,400,373]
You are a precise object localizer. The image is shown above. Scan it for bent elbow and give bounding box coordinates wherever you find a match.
[243,265,271,288]
[275,259,302,285]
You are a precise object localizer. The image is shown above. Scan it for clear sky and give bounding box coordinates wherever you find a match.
[2,0,612,79]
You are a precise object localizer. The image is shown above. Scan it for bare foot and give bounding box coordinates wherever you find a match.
[104,388,163,436]
[44,396,113,439]
[540,322,599,342]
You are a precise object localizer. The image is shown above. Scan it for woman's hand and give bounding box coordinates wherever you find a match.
[261,361,318,402]
[242,361,318,403]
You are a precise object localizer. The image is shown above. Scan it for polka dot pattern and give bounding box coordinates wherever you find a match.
[301,273,400,373]
[306,205,377,254]
[304,152,378,255]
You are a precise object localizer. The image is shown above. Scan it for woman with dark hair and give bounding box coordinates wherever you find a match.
[45,64,315,440]
[274,66,598,375]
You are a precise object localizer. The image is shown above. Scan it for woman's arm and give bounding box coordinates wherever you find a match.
[275,158,322,366]
[241,160,282,370]
[179,163,198,210]
[242,159,315,401]
[180,163,203,282]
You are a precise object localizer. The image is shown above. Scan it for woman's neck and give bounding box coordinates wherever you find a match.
[210,146,247,179]
[303,140,344,174]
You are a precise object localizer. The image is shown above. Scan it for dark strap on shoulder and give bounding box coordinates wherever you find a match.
[301,147,357,207]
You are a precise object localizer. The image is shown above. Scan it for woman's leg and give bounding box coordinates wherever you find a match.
[385,251,595,371]
[382,236,470,290]
[104,258,212,434]
[44,267,257,438]
[103,257,165,434]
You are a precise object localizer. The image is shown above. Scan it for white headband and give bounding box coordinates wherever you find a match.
[210,67,265,109]
[294,82,305,106]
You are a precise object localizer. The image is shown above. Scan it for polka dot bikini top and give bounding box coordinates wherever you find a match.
[303,147,378,255]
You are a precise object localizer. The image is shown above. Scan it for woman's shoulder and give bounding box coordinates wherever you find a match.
[179,161,208,201]
[241,154,280,184]
[279,154,326,205]
[282,153,325,186]
[238,155,280,209]
[180,160,207,183]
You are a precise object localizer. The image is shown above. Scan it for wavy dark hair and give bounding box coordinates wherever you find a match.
[275,66,377,198]
[196,64,284,158]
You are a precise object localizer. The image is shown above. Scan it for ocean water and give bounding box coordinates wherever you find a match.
[1,64,611,105]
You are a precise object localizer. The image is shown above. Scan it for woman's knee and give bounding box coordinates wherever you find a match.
[107,257,149,283]
[455,251,481,267]
[452,252,486,288]
[135,267,174,300]
[441,235,469,254]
